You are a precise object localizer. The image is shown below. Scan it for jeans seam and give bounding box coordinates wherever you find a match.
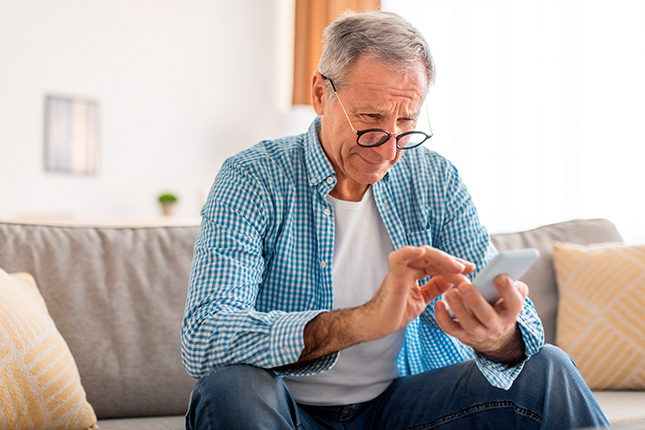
[402,401,542,430]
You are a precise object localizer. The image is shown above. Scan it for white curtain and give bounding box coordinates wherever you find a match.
[382,0,645,244]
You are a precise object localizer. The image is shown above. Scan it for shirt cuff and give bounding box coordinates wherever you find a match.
[474,308,545,390]
[269,310,340,377]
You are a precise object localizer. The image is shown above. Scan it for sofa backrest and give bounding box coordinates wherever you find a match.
[491,218,623,344]
[0,221,200,420]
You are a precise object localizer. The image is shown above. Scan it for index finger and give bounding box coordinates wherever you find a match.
[415,246,476,275]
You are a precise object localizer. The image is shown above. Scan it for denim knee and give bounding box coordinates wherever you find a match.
[518,344,609,428]
[526,343,581,376]
[187,365,299,430]
[197,365,282,400]
[519,343,585,390]
[531,343,572,363]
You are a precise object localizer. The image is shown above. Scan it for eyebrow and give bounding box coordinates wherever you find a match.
[349,103,420,119]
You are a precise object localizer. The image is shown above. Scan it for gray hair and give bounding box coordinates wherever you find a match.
[318,10,435,100]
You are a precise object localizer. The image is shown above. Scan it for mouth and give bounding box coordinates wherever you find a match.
[356,153,390,170]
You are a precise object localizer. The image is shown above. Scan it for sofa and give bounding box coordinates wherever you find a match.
[0,218,643,429]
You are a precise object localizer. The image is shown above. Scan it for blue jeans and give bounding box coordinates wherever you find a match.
[186,344,609,430]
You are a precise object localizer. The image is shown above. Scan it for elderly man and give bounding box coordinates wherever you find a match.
[182,10,608,430]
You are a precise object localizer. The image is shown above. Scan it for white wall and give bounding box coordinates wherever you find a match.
[0,0,316,219]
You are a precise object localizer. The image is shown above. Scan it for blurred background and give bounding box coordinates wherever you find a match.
[1,0,643,243]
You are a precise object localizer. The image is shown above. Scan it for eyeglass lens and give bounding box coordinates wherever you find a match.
[397,132,429,149]
[358,131,429,149]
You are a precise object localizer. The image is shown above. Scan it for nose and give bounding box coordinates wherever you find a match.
[371,134,399,161]
[372,117,402,161]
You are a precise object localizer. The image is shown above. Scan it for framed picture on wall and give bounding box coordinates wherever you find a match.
[44,95,99,175]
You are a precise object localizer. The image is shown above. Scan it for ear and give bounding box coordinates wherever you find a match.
[311,71,327,115]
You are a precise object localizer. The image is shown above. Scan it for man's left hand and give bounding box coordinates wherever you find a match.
[434,275,528,366]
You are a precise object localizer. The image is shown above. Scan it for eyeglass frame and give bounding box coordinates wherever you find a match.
[320,74,433,150]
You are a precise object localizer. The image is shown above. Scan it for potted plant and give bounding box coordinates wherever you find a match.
[158,193,178,216]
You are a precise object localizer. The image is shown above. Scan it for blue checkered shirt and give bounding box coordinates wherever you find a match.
[181,117,545,390]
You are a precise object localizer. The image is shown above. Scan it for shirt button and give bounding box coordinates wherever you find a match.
[310,179,316,186]
[320,261,327,269]
[323,208,331,216]
[326,176,334,184]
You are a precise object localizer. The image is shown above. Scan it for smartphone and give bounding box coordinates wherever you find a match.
[473,248,540,304]
[443,248,540,318]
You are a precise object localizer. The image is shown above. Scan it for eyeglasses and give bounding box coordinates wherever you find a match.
[321,74,433,149]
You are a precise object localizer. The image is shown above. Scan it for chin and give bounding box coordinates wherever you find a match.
[346,161,390,185]
[355,172,387,185]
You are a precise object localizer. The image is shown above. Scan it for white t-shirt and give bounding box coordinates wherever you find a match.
[284,187,405,406]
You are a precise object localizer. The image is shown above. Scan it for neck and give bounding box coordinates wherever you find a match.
[329,182,369,201]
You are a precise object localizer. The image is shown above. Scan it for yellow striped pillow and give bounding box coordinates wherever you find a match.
[553,242,645,389]
[0,268,97,430]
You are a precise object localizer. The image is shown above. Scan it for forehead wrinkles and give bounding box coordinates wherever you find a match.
[351,102,421,119]
[349,86,424,117]
[339,57,427,109]
[350,72,425,107]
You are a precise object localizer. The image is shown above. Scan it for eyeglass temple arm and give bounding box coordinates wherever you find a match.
[425,104,433,137]
[320,74,358,135]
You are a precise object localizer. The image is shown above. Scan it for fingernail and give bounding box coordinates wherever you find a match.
[495,275,508,287]
[460,284,472,295]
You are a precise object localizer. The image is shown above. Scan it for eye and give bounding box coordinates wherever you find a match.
[399,118,417,128]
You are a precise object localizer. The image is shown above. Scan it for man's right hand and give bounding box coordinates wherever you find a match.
[296,246,474,364]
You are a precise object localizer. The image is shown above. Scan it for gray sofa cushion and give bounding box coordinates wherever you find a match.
[491,218,623,344]
[97,415,185,430]
[0,221,199,419]
[593,390,645,427]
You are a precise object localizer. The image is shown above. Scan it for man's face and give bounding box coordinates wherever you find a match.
[313,56,427,200]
